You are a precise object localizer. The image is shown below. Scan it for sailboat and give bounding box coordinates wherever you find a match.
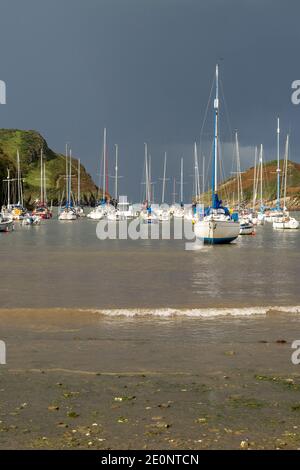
[256,144,265,225]
[1,169,14,229]
[194,64,240,244]
[233,132,254,235]
[73,159,85,217]
[248,146,258,225]
[169,177,177,215]
[173,158,185,218]
[88,128,111,220]
[1,151,26,220]
[140,143,158,224]
[239,219,254,235]
[33,148,52,219]
[184,143,201,223]
[58,147,77,220]
[107,144,119,220]
[107,144,134,220]
[1,169,15,230]
[273,134,299,229]
[12,150,26,219]
[265,118,284,222]
[156,152,171,222]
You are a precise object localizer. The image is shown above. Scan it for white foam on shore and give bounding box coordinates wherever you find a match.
[81,305,300,318]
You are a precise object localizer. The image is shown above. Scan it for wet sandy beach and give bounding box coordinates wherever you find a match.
[1,309,300,449]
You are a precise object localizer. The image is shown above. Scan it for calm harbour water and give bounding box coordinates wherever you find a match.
[1,214,300,449]
[0,213,299,311]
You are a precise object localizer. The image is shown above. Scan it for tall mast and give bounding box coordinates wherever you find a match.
[252,146,258,212]
[103,128,107,203]
[196,152,200,200]
[194,143,197,200]
[144,143,149,204]
[276,117,281,210]
[43,162,47,205]
[17,149,20,204]
[114,144,118,201]
[194,143,200,200]
[172,177,176,205]
[40,148,43,204]
[180,157,184,205]
[235,131,243,210]
[212,64,219,207]
[237,137,240,210]
[65,143,68,204]
[260,144,263,209]
[162,151,167,204]
[68,148,72,207]
[149,155,152,204]
[78,158,81,206]
[202,155,205,196]
[7,169,10,209]
[17,149,23,206]
[283,134,289,211]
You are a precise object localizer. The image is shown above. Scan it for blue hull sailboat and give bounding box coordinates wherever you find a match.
[194,64,240,244]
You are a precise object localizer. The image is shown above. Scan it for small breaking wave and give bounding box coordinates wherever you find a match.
[81,305,300,318]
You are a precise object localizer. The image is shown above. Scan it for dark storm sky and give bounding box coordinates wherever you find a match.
[0,0,299,201]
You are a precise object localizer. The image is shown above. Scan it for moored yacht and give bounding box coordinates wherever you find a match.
[239,217,255,235]
[87,204,106,220]
[140,206,158,224]
[194,64,240,244]
[273,213,299,230]
[58,146,77,221]
[272,134,299,230]
[58,207,77,220]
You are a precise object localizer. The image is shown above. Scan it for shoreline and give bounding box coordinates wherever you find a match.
[1,310,300,449]
[0,305,299,318]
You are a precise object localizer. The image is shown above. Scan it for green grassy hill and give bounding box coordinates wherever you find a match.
[199,159,300,210]
[0,129,102,207]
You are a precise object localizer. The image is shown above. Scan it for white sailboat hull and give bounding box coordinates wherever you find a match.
[194,218,240,244]
[87,209,105,220]
[239,218,254,235]
[58,210,77,221]
[239,224,254,235]
[265,211,283,223]
[273,217,299,230]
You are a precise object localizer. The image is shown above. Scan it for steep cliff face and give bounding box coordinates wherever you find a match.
[0,129,102,206]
